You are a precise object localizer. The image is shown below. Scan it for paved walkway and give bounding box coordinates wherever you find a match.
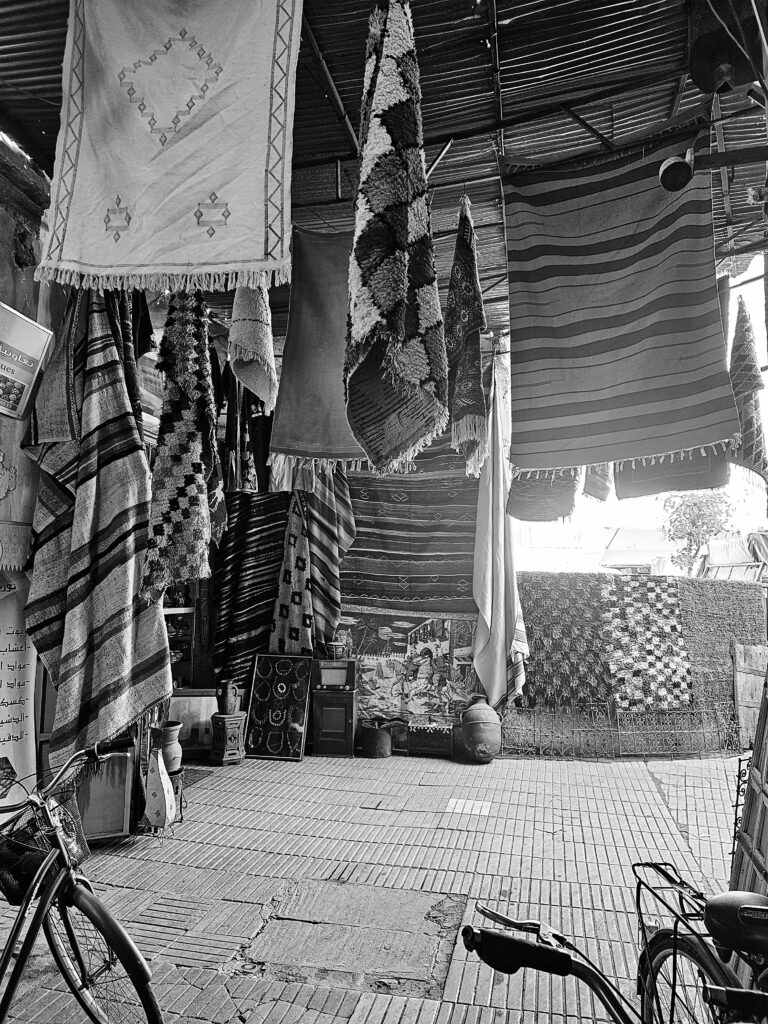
[5,754,738,1023]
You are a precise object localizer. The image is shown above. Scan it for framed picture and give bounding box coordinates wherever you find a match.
[243,654,312,761]
[0,301,53,419]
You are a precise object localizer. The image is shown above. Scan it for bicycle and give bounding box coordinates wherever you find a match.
[462,860,768,1022]
[0,736,163,1024]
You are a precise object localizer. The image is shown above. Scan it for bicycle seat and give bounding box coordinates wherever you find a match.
[705,891,768,955]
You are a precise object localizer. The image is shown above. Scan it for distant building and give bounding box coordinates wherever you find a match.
[600,528,679,575]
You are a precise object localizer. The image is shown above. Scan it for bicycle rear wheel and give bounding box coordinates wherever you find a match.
[640,928,747,1023]
[43,882,162,1024]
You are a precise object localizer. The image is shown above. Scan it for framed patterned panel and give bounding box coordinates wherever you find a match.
[243,654,312,761]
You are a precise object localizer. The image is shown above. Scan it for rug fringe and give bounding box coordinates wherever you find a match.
[35,261,291,293]
[269,453,368,492]
[513,436,740,480]
[451,414,489,477]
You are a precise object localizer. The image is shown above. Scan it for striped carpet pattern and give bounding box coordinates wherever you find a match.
[213,491,289,690]
[305,467,357,647]
[25,289,172,766]
[342,432,478,616]
[504,131,740,471]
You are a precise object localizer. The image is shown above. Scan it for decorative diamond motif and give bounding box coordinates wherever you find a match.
[194,194,230,237]
[104,194,131,242]
[117,30,223,146]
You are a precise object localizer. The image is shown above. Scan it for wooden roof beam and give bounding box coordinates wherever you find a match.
[560,104,614,150]
[485,0,505,157]
[301,14,359,159]
[669,73,688,119]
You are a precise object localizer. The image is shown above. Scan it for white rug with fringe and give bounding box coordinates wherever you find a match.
[36,0,303,292]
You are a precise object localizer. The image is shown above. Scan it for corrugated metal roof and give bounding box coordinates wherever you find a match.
[0,0,765,331]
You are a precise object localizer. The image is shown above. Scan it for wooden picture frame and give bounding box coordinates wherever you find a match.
[243,654,312,761]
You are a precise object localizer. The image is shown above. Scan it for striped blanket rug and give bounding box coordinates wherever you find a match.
[305,467,356,648]
[24,289,172,766]
[342,431,479,617]
[504,131,740,471]
[213,491,289,690]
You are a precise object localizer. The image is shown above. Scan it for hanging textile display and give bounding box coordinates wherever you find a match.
[270,228,364,491]
[141,292,221,599]
[304,466,356,649]
[229,282,278,414]
[213,491,289,691]
[503,130,740,471]
[36,0,303,292]
[473,365,528,708]
[342,431,479,617]
[727,295,768,491]
[345,0,448,473]
[614,448,729,498]
[24,289,172,766]
[583,463,611,502]
[269,492,314,657]
[506,469,581,522]
[444,196,489,477]
[0,415,39,573]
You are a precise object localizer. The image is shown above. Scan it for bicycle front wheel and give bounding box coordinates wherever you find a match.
[43,881,162,1024]
[640,928,745,1023]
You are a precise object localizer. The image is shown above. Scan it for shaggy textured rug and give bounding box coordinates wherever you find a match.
[270,492,315,657]
[503,129,740,470]
[142,292,219,599]
[605,576,692,710]
[229,281,278,414]
[728,296,768,493]
[445,196,488,477]
[345,0,448,473]
[24,289,172,766]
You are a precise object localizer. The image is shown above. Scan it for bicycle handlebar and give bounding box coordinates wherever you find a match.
[462,926,573,977]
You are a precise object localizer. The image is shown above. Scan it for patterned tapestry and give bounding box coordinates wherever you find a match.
[504,129,739,471]
[243,654,311,761]
[605,576,692,710]
[339,611,477,720]
[269,492,314,656]
[37,0,303,292]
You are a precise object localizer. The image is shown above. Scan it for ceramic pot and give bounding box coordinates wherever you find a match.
[160,720,183,773]
[217,680,240,716]
[360,722,392,758]
[461,695,501,763]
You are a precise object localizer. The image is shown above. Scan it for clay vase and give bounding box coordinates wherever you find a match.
[217,680,240,716]
[160,720,183,773]
[461,695,501,763]
[142,727,176,830]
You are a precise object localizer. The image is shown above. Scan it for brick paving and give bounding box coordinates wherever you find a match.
[2,754,739,1023]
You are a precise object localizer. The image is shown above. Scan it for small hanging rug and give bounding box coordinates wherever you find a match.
[345,0,448,473]
[36,0,303,291]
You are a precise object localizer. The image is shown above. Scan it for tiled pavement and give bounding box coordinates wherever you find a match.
[2,754,739,1023]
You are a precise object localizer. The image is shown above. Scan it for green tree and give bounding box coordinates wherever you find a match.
[662,491,732,575]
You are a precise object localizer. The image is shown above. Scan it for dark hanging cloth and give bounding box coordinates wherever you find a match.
[583,464,611,502]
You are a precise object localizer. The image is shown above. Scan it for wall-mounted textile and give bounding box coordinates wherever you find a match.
[341,611,477,719]
[614,448,729,499]
[342,432,479,617]
[270,229,364,491]
[728,296,768,492]
[24,289,172,766]
[503,131,740,471]
[269,492,314,656]
[213,490,288,690]
[507,469,581,522]
[141,293,219,599]
[473,372,527,708]
[345,0,448,473]
[445,196,488,477]
[305,467,356,648]
[36,0,303,292]
[243,654,311,761]
[605,576,691,710]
